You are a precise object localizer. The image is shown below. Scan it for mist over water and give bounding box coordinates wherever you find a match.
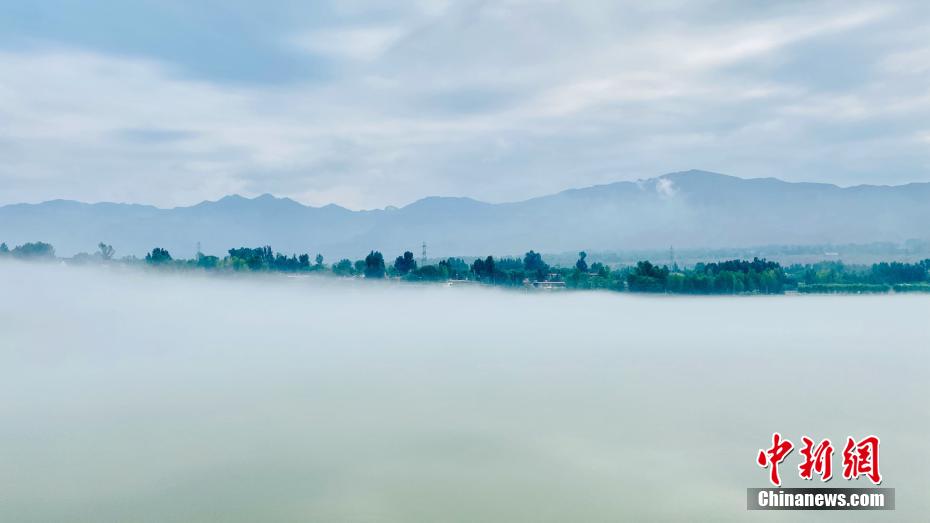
[1,261,927,522]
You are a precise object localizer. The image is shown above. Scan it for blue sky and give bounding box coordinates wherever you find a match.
[1,0,929,209]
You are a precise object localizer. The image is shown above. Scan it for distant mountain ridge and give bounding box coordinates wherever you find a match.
[2,170,929,259]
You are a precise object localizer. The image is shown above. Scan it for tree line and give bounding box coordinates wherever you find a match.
[2,240,930,294]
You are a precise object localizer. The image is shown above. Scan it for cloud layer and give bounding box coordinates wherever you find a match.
[1,0,929,209]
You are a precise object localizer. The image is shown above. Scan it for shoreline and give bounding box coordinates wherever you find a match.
[4,258,930,297]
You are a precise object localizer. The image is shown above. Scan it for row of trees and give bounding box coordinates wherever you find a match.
[150,247,930,294]
[0,241,56,259]
[4,239,930,294]
[626,258,787,294]
[792,260,930,285]
[0,241,115,263]
[785,259,930,293]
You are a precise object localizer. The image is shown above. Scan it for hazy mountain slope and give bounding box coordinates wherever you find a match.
[2,170,929,259]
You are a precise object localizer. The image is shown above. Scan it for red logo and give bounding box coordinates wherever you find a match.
[798,436,834,481]
[842,436,882,484]
[758,433,881,486]
[757,432,794,486]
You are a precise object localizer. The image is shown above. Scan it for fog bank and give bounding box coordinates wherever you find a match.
[1,262,928,522]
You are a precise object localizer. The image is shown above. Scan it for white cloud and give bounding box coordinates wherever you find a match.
[655,178,677,198]
[290,26,407,61]
[1,1,929,210]
[680,6,892,69]
[882,46,930,74]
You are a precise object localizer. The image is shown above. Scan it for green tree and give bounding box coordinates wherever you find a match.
[228,246,272,270]
[713,271,741,294]
[394,251,417,275]
[590,262,610,278]
[759,269,780,294]
[197,255,219,269]
[0,242,8,256]
[575,251,588,272]
[315,254,324,267]
[439,257,468,279]
[409,264,449,281]
[12,242,56,260]
[333,258,354,275]
[523,250,547,272]
[365,251,386,278]
[471,255,495,281]
[145,247,172,265]
[523,250,549,280]
[626,261,669,292]
[667,273,686,293]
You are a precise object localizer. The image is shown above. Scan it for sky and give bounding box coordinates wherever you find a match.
[1,0,929,210]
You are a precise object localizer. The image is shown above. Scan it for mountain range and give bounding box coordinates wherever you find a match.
[2,170,929,259]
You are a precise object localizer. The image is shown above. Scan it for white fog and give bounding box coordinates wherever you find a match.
[1,261,927,521]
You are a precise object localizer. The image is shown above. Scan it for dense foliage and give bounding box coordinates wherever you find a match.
[3,240,930,295]
[6,241,56,259]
